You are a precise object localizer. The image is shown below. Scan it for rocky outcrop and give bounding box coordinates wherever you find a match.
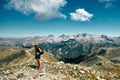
[0,59,120,80]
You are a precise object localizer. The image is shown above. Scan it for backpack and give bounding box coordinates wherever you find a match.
[38,48,44,55]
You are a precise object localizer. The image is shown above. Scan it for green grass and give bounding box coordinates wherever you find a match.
[0,46,26,68]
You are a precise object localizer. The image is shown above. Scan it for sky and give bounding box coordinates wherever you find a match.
[0,0,120,38]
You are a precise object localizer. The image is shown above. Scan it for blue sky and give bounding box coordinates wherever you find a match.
[0,0,120,38]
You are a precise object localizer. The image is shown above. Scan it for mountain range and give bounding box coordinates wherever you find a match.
[0,33,120,63]
[0,33,120,46]
[0,33,120,80]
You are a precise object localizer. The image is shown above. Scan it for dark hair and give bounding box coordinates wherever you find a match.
[34,45,38,48]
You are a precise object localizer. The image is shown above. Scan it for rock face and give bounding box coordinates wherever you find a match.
[41,41,120,64]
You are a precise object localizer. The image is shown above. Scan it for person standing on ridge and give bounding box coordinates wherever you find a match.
[33,42,43,69]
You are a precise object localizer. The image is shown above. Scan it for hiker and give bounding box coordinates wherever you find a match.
[34,42,43,69]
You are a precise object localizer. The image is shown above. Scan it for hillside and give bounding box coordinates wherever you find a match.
[0,34,120,80]
[0,46,120,80]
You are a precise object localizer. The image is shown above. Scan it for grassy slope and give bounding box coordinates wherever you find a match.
[0,46,58,68]
[0,46,26,67]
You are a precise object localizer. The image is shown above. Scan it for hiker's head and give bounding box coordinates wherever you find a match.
[33,42,39,47]
[34,45,38,48]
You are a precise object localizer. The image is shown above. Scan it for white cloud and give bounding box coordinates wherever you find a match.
[70,8,93,22]
[99,0,112,2]
[105,3,113,8]
[6,0,67,20]
[98,0,116,8]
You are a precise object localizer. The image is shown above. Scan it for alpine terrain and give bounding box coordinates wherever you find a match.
[0,34,120,80]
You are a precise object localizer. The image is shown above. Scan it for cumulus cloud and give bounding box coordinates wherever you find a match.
[70,8,93,22]
[6,0,67,20]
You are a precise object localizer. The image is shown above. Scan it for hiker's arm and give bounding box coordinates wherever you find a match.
[38,48,42,52]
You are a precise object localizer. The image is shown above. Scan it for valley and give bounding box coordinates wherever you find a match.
[0,34,120,80]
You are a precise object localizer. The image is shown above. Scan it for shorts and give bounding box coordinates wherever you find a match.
[35,54,41,59]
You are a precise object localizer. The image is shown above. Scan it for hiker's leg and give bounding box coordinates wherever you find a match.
[39,59,42,67]
[37,59,40,68]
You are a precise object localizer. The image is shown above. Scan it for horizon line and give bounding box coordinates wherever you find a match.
[0,33,120,38]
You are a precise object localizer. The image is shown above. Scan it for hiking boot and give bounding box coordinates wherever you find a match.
[36,66,40,70]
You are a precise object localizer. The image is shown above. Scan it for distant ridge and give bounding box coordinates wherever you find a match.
[0,33,120,46]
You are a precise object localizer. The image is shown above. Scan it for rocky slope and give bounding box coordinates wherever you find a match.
[0,47,120,80]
